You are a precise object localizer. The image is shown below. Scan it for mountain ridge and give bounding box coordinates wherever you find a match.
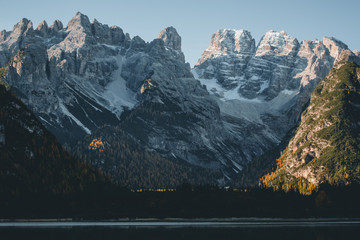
[192,27,353,183]
[1,12,358,186]
[259,51,360,194]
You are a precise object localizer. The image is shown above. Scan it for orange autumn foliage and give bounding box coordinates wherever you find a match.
[88,138,105,152]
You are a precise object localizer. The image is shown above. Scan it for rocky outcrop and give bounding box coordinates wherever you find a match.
[49,20,63,32]
[194,29,346,102]
[0,30,9,42]
[196,29,255,64]
[35,21,49,37]
[157,26,182,51]
[193,29,351,172]
[323,36,348,60]
[195,29,255,89]
[260,56,360,193]
[237,30,299,100]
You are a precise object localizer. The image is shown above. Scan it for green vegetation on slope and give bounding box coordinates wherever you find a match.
[260,61,360,194]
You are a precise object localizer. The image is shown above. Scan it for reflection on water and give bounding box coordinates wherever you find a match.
[0,225,359,240]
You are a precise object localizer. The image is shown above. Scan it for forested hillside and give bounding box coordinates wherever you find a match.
[0,83,110,196]
[260,58,360,194]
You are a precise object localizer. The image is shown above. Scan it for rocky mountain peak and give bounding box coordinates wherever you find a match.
[157,26,181,51]
[323,36,348,60]
[256,30,299,56]
[0,30,9,42]
[36,20,48,31]
[12,18,34,37]
[192,29,355,179]
[63,12,95,46]
[36,20,49,36]
[130,35,146,51]
[49,20,63,32]
[67,12,92,33]
[90,18,112,44]
[279,30,287,36]
[109,25,126,45]
[196,29,255,65]
[91,18,104,31]
[333,49,360,68]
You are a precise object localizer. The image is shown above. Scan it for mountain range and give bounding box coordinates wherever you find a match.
[1,12,359,189]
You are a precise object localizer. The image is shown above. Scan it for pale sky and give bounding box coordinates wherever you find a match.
[0,0,359,66]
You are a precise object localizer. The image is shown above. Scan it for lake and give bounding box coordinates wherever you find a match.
[1,221,359,240]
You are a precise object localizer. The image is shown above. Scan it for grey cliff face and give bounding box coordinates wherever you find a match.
[1,13,358,185]
[240,30,300,100]
[35,21,49,37]
[0,13,247,181]
[49,20,63,32]
[193,29,352,180]
[157,26,182,51]
[323,36,349,60]
[194,30,347,103]
[195,29,255,90]
[1,13,133,144]
[196,29,256,65]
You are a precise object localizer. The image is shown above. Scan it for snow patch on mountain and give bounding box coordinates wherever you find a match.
[103,55,137,117]
[59,100,91,134]
[193,68,261,102]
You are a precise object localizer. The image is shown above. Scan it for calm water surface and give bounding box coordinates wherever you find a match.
[1,222,359,240]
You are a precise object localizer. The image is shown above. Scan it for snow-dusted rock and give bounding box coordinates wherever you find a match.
[194,29,349,104]
[0,13,248,180]
[1,13,357,184]
[1,13,134,143]
[256,30,299,56]
[195,29,255,89]
[193,28,353,178]
[323,36,348,60]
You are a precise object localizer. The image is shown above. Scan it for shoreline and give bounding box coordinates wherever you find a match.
[1,218,360,228]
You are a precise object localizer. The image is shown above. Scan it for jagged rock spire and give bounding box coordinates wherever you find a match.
[12,18,34,37]
[196,29,255,65]
[323,36,349,60]
[256,30,299,56]
[67,12,91,32]
[49,20,63,32]
[36,20,49,36]
[157,26,181,51]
